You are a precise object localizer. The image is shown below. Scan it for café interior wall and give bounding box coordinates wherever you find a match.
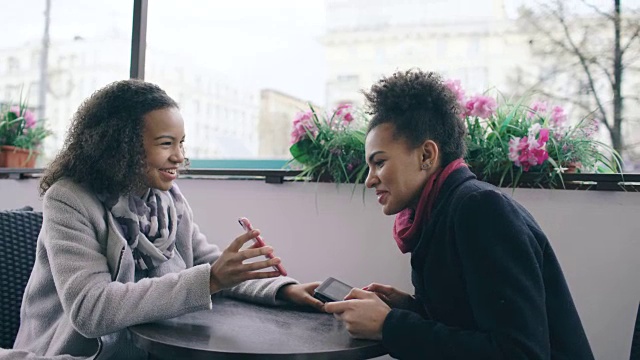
[1,178,639,360]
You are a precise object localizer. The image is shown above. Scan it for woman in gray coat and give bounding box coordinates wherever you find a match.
[5,80,322,360]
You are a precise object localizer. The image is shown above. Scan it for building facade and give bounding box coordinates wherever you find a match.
[0,36,260,162]
[258,89,320,158]
[321,0,528,108]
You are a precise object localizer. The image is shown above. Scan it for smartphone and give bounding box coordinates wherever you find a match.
[313,277,353,303]
[237,217,287,276]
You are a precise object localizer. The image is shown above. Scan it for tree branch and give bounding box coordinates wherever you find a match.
[512,62,581,99]
[534,89,590,110]
[522,2,577,54]
[624,55,640,68]
[592,59,615,87]
[621,140,640,151]
[553,6,612,129]
[579,0,615,20]
[620,23,640,56]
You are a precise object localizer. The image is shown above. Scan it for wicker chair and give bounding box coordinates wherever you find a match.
[0,207,42,349]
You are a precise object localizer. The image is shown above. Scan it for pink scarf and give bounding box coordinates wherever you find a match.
[392,158,467,253]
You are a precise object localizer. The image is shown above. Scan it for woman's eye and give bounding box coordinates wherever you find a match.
[161,142,172,146]
[375,160,385,168]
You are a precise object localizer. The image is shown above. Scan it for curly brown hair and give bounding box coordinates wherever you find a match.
[40,79,179,196]
[363,69,467,166]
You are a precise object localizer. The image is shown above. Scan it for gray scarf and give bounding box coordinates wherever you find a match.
[100,186,185,271]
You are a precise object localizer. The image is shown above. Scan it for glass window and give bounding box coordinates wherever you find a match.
[146,0,327,160]
[0,0,133,164]
[144,0,527,161]
[141,0,639,167]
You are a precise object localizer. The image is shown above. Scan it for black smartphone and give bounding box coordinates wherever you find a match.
[313,277,353,303]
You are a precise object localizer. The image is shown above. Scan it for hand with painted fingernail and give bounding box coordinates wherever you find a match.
[209,230,281,294]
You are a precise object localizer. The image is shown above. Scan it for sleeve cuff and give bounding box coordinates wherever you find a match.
[190,263,214,310]
[382,308,425,357]
[271,276,299,305]
[222,275,298,305]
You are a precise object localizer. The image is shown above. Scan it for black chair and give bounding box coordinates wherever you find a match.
[0,207,42,349]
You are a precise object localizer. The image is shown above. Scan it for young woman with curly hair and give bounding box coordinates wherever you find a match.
[324,70,595,359]
[9,79,323,360]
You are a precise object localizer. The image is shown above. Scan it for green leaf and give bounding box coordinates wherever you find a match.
[289,139,314,164]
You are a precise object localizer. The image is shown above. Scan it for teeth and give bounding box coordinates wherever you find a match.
[162,169,176,174]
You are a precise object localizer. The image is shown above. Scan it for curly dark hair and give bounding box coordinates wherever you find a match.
[363,69,467,166]
[40,79,179,196]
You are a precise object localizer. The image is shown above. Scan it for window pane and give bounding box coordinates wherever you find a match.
[146,0,326,160]
[146,0,640,168]
[145,0,521,161]
[0,0,133,164]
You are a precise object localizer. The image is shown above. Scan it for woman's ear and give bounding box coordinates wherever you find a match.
[420,140,439,169]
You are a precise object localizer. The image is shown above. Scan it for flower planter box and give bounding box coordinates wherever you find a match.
[0,146,38,168]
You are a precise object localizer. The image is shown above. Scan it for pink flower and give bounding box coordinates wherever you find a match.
[583,118,600,138]
[444,79,467,115]
[23,110,36,128]
[509,137,528,163]
[528,123,541,138]
[444,79,466,103]
[10,106,36,129]
[334,104,354,125]
[527,100,548,120]
[508,127,550,171]
[290,111,317,144]
[335,104,350,115]
[538,128,550,144]
[550,106,567,127]
[464,95,497,119]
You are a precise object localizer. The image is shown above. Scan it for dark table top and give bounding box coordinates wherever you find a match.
[129,296,387,360]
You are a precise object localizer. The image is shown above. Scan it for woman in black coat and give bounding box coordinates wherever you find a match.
[324,70,594,360]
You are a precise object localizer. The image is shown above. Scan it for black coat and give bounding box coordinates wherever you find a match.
[381,167,594,360]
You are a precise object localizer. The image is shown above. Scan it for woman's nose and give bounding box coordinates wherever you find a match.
[365,170,376,188]
[172,147,185,164]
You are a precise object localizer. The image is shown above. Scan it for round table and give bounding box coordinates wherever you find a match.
[129,296,387,359]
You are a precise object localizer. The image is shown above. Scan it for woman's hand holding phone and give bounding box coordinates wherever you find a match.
[209,229,282,294]
[237,217,287,276]
[277,282,325,311]
[363,283,417,311]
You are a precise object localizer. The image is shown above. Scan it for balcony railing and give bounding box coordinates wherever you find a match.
[2,168,640,191]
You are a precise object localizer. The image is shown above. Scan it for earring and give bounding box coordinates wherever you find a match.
[421,162,431,170]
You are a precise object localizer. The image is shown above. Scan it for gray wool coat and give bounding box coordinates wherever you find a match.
[3,179,297,360]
